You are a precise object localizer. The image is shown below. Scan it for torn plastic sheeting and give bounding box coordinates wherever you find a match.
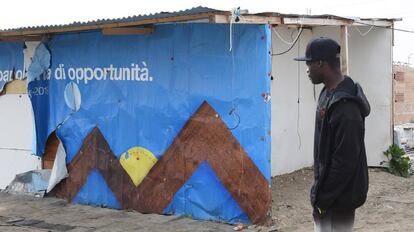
[5,170,51,198]
[30,24,271,177]
[47,138,68,193]
[29,23,271,224]
[27,43,51,83]
[0,42,24,92]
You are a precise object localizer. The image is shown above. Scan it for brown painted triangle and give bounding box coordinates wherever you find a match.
[51,101,271,224]
[51,127,135,208]
[130,101,271,224]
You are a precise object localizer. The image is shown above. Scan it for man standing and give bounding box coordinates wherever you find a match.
[295,37,370,232]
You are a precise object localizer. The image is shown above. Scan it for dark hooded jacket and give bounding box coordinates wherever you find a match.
[311,76,370,211]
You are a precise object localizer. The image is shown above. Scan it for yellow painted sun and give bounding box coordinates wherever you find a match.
[119,146,158,186]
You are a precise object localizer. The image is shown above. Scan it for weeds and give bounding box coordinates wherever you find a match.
[383,144,413,178]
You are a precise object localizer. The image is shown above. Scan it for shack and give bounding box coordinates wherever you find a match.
[0,7,397,224]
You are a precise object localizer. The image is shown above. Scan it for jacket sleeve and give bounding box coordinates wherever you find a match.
[316,100,364,210]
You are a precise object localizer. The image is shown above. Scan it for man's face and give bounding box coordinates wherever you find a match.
[306,60,324,85]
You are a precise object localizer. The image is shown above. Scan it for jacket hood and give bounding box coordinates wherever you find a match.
[327,76,371,118]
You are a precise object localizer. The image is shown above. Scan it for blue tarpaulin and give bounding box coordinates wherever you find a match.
[29,23,271,224]
[0,42,24,92]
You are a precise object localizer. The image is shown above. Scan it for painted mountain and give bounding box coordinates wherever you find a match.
[51,101,271,224]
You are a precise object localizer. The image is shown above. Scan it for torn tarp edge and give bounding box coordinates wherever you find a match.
[27,41,69,157]
[27,43,51,84]
[47,137,68,193]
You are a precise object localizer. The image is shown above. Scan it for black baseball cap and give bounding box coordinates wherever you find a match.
[294,37,341,62]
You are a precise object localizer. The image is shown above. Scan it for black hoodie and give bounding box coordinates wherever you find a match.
[311,76,370,211]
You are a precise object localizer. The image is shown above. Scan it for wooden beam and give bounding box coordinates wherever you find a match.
[392,22,395,46]
[355,20,393,27]
[0,13,215,37]
[0,35,42,42]
[210,14,282,24]
[340,25,349,75]
[272,24,313,30]
[102,27,154,35]
[283,17,352,26]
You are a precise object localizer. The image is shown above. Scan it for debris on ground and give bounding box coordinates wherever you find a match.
[3,170,51,197]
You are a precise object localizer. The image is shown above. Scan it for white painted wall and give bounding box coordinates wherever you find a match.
[0,94,41,189]
[347,26,393,167]
[271,27,318,176]
[271,25,393,176]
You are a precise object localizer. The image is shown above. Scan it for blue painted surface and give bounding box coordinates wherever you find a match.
[0,42,24,92]
[73,169,121,209]
[164,161,251,224]
[28,23,271,224]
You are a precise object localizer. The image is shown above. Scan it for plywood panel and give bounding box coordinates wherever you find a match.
[0,149,41,189]
[0,94,32,149]
[0,94,39,189]
[52,102,271,224]
[271,25,393,174]
[270,27,315,175]
[42,132,59,169]
[2,80,27,94]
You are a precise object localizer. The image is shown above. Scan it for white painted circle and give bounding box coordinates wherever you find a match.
[64,81,81,111]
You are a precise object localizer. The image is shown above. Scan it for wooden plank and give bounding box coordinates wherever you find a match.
[42,131,59,169]
[0,13,394,37]
[355,19,393,27]
[0,36,42,42]
[271,24,312,30]
[283,17,352,26]
[392,22,395,46]
[211,14,281,24]
[340,25,349,75]
[3,80,27,94]
[102,27,154,35]
[0,13,215,36]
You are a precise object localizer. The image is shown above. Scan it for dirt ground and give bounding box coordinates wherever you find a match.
[267,167,414,232]
[1,167,413,232]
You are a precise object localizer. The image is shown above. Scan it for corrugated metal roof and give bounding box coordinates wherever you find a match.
[0,6,223,32]
[0,6,399,36]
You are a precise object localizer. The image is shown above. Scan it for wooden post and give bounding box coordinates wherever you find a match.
[340,25,349,75]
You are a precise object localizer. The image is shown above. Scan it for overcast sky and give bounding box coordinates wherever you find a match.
[1,0,413,63]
